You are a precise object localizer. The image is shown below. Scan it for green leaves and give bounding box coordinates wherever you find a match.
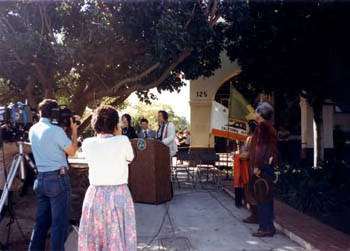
[275,163,347,213]
[0,0,232,112]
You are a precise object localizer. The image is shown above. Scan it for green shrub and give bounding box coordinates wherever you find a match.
[275,162,349,213]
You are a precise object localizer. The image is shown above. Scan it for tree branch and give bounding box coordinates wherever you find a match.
[184,4,197,30]
[39,5,45,37]
[136,47,193,91]
[43,5,54,39]
[210,0,218,22]
[12,50,26,65]
[1,16,26,65]
[91,70,110,90]
[197,0,220,27]
[209,14,221,27]
[209,0,221,27]
[0,16,15,33]
[112,47,193,99]
[94,62,160,99]
[109,94,130,107]
[31,61,54,98]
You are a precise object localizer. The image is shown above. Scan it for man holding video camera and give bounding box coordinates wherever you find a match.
[29,99,78,251]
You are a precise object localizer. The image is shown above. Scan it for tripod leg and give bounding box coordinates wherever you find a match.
[9,194,26,241]
[4,192,27,246]
[15,217,27,241]
[0,156,27,248]
[24,154,36,172]
[0,155,21,214]
[6,218,12,246]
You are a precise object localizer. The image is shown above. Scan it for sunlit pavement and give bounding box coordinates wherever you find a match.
[66,184,302,251]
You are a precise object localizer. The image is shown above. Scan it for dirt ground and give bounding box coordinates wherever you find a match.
[0,167,89,251]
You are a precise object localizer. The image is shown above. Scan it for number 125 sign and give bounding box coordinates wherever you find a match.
[196,91,208,97]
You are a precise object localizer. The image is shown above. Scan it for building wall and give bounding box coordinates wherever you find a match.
[189,53,240,148]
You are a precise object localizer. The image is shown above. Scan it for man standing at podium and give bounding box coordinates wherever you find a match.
[157,111,177,157]
[138,118,156,139]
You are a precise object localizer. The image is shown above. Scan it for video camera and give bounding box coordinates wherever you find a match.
[51,105,81,128]
[0,102,36,142]
[0,102,34,126]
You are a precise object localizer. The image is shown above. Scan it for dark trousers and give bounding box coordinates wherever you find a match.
[29,169,71,251]
[257,166,275,231]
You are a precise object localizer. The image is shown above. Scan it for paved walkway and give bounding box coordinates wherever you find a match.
[136,188,301,250]
[66,187,302,250]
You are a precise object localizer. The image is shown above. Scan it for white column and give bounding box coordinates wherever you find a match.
[300,97,314,157]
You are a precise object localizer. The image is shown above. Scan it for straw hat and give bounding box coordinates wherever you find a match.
[252,172,274,203]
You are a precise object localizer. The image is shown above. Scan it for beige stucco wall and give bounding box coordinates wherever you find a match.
[189,53,241,148]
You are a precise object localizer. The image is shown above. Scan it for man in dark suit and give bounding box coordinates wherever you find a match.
[138,118,156,139]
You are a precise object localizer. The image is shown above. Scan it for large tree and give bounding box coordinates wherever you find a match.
[0,0,225,116]
[223,0,350,162]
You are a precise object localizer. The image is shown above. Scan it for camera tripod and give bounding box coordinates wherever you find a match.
[0,141,36,249]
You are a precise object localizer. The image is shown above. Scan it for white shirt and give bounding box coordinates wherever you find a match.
[82,135,134,186]
[159,122,177,157]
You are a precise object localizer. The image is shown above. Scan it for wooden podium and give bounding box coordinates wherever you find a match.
[128,139,172,204]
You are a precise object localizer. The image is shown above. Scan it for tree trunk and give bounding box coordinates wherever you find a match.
[24,78,37,108]
[69,96,89,117]
[75,92,130,135]
[69,95,90,135]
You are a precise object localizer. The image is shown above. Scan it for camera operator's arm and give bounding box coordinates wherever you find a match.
[63,118,79,156]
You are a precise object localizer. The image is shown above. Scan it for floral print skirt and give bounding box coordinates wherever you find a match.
[78,184,137,251]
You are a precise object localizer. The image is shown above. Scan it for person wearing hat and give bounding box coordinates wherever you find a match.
[250,102,278,237]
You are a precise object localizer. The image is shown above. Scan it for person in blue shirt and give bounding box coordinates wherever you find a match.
[29,99,79,251]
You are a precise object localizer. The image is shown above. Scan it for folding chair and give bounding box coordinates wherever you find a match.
[197,152,221,188]
[216,152,234,181]
[172,151,197,188]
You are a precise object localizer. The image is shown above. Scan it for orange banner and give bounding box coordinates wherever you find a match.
[212,128,247,142]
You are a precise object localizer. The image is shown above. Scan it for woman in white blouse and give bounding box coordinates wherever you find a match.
[78,105,136,251]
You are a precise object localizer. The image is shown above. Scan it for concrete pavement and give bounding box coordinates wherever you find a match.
[66,186,302,250]
[136,188,302,251]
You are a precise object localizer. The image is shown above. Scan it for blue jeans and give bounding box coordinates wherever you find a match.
[257,166,275,231]
[29,169,71,251]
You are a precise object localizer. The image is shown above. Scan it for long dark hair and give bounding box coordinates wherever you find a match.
[158,110,168,121]
[122,113,132,127]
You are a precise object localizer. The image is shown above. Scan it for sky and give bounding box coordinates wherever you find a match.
[126,82,190,121]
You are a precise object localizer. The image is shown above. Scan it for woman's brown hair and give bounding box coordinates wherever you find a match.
[91,105,119,134]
